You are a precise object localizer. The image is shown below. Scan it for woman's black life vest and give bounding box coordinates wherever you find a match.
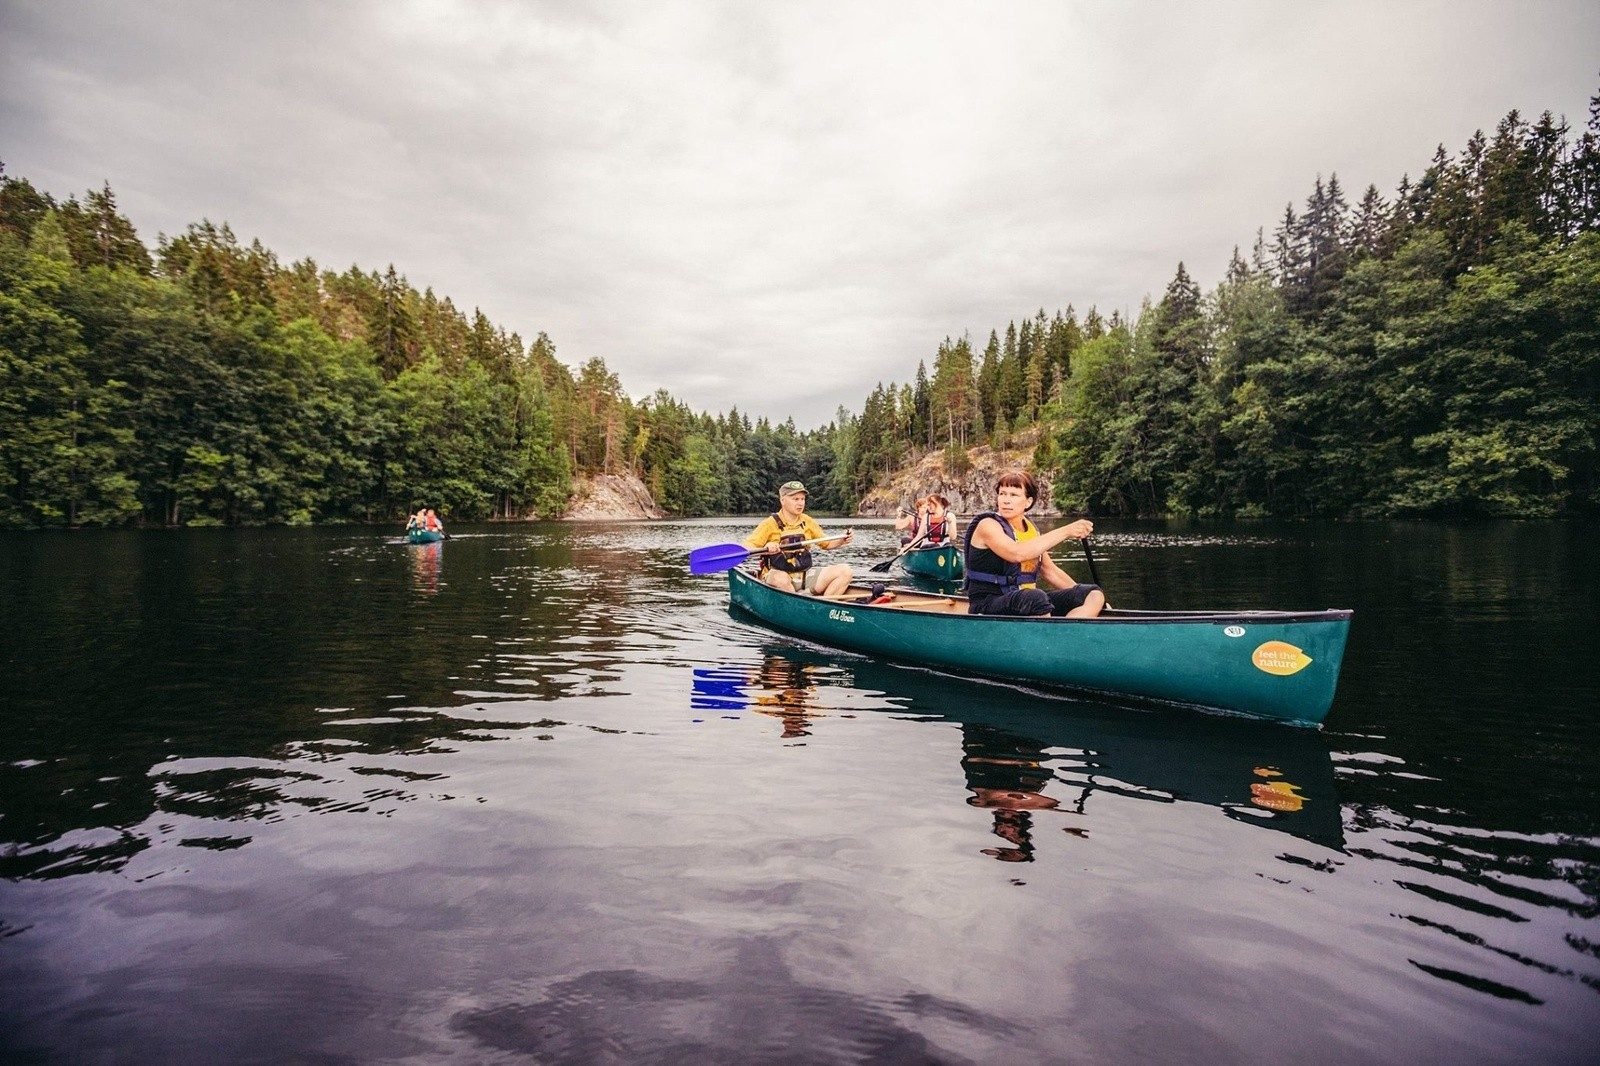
[763,513,813,574]
[963,511,1033,594]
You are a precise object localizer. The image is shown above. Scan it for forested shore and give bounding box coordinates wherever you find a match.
[3,91,1597,528]
[855,96,1600,519]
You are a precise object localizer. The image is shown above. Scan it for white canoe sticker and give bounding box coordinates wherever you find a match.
[828,608,856,624]
[1224,625,1246,638]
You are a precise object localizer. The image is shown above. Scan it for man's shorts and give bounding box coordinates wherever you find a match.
[786,569,825,594]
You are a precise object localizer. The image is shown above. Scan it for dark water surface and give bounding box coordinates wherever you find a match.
[1,520,1596,1063]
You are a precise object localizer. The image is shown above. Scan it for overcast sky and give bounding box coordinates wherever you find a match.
[3,1,1597,426]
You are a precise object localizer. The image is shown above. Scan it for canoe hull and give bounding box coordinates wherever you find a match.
[407,529,444,544]
[728,568,1351,727]
[902,543,964,580]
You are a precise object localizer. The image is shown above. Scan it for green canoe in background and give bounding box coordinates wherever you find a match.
[727,567,1353,727]
[407,528,444,544]
[901,543,964,580]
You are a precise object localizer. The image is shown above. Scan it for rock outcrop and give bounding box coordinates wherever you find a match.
[561,473,668,520]
[856,430,1055,517]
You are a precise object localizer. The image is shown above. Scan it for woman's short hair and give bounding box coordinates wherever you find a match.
[995,470,1037,506]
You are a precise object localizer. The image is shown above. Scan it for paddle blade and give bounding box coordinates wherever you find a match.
[868,557,897,572]
[689,542,755,575]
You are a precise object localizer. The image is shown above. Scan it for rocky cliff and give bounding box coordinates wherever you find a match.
[555,432,1048,521]
[561,473,668,520]
[856,430,1054,517]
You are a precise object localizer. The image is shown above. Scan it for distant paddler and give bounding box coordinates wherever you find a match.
[405,506,446,543]
[895,494,954,547]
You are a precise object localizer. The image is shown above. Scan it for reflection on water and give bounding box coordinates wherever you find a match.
[702,643,1345,857]
[962,725,1062,863]
[693,655,827,738]
[407,539,443,595]
[695,642,1341,863]
[0,520,1595,1061]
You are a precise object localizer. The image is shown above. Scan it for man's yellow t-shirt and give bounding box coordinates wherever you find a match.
[745,513,826,554]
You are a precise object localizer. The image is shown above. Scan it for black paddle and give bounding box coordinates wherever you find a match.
[870,530,930,573]
[1082,535,1102,587]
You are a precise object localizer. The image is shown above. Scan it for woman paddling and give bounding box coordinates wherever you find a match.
[963,471,1102,618]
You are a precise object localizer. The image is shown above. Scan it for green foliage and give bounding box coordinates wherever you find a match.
[0,168,636,526]
[7,84,1600,528]
[860,86,1600,521]
[0,228,131,525]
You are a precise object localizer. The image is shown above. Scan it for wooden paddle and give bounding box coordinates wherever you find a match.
[869,530,930,573]
[689,536,831,575]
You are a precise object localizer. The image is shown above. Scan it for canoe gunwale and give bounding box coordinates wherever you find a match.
[867,580,1349,625]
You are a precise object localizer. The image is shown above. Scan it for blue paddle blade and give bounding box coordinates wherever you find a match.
[689,542,755,574]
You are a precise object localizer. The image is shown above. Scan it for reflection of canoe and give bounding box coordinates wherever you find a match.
[712,642,1344,849]
[902,543,963,580]
[727,568,1352,727]
[407,529,444,544]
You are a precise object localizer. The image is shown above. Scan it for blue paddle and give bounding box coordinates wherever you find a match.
[689,536,830,575]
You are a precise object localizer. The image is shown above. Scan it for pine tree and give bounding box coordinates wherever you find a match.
[1352,184,1388,259]
[976,330,1000,435]
[0,163,56,241]
[371,265,418,378]
[83,183,152,272]
[1565,90,1600,234]
[912,360,931,448]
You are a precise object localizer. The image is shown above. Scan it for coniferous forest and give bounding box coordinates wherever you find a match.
[2,91,1598,527]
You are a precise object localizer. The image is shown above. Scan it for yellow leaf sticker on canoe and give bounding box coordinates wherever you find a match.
[1252,640,1312,676]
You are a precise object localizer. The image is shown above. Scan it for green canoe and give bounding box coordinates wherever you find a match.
[901,543,964,580]
[727,567,1353,727]
[407,528,444,544]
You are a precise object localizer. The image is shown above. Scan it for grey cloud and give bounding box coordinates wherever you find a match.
[3,0,1597,426]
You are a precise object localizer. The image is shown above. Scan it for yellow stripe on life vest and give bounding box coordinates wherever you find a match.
[1016,519,1039,589]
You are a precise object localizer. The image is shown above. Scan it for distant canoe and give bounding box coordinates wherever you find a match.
[901,542,963,580]
[727,567,1352,727]
[407,528,444,544]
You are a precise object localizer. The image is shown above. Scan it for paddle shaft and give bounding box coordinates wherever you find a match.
[751,534,835,556]
[1082,536,1102,588]
[871,530,930,572]
[690,534,840,574]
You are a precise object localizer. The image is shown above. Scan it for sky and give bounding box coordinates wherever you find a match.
[2,1,1597,427]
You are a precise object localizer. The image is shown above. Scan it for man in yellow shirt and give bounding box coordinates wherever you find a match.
[744,481,855,596]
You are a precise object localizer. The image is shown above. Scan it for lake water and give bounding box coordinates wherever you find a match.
[1,519,1596,1063]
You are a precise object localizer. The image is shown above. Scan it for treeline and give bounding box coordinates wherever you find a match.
[841,96,1600,518]
[6,91,1598,527]
[0,168,838,526]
